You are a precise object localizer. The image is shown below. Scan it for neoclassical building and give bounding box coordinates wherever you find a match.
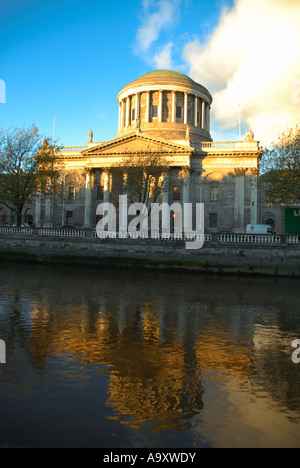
[18,70,282,233]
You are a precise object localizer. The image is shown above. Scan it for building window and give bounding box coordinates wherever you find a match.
[97,185,103,200]
[152,106,158,118]
[173,187,181,200]
[209,213,218,228]
[163,105,169,121]
[68,186,76,201]
[131,108,135,121]
[197,111,200,124]
[176,106,182,119]
[210,186,219,202]
[66,211,73,224]
[0,209,7,223]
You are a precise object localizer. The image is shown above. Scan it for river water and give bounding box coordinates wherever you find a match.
[0,262,300,448]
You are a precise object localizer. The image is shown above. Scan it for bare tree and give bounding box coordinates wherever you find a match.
[111,147,171,212]
[0,124,62,226]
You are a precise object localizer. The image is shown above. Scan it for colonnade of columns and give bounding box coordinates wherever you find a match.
[33,167,203,229]
[33,168,258,231]
[82,167,192,229]
[118,90,210,132]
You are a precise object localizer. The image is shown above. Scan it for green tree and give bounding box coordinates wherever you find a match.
[0,124,62,226]
[260,123,300,205]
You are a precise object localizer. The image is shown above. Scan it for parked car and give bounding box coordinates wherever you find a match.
[60,224,79,229]
[10,223,31,228]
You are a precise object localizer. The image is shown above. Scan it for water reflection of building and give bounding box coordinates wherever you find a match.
[25,295,254,430]
[195,327,253,381]
[3,269,300,433]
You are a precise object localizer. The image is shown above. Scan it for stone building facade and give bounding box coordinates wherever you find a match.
[3,69,283,233]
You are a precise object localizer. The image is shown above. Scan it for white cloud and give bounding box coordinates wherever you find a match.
[134,0,180,58]
[154,42,174,68]
[183,0,300,146]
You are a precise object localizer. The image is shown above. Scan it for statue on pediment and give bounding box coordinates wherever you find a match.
[244,129,254,142]
[89,129,93,143]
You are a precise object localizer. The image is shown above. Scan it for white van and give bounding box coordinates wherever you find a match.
[246,224,277,235]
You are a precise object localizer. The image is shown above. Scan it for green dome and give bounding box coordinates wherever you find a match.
[137,70,194,82]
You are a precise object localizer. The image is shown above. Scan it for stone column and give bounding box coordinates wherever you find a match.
[103,170,110,203]
[161,173,170,237]
[126,97,130,127]
[206,104,210,133]
[118,102,121,131]
[182,170,190,215]
[171,91,176,123]
[158,90,163,122]
[250,175,258,224]
[121,100,124,129]
[177,169,190,236]
[35,195,41,227]
[194,95,198,127]
[84,169,92,228]
[136,92,140,120]
[44,196,53,228]
[199,174,203,204]
[146,91,150,123]
[119,172,128,235]
[234,174,245,231]
[182,171,190,203]
[201,100,206,129]
[184,93,188,124]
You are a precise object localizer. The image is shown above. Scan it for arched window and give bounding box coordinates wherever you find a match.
[266,218,275,229]
[262,211,275,229]
[25,208,33,226]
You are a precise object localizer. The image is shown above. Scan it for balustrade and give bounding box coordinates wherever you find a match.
[0,226,299,245]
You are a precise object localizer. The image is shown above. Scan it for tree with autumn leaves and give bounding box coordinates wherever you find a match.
[260,123,300,205]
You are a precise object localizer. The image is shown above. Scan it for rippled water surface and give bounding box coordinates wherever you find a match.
[0,262,300,448]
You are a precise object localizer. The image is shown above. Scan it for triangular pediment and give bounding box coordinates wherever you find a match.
[82,133,194,156]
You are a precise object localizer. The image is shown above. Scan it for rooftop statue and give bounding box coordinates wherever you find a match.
[244,129,254,142]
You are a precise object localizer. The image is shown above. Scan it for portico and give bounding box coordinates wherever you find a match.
[79,132,194,230]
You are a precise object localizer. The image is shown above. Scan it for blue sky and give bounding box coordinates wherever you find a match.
[1,0,299,147]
